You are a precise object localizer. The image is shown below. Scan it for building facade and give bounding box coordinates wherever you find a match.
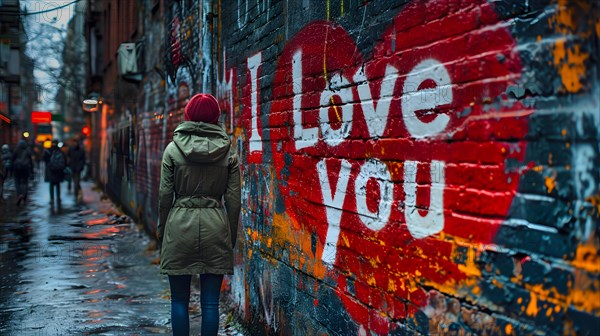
[0,0,36,146]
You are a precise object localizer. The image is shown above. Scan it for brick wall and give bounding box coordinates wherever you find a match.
[97,0,599,334]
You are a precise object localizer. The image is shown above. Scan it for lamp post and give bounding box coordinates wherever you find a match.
[82,93,101,181]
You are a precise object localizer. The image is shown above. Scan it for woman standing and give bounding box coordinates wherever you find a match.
[158,93,241,335]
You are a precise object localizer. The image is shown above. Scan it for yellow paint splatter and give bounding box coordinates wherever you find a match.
[554,0,577,34]
[526,292,540,317]
[545,175,556,193]
[272,212,326,279]
[546,307,553,317]
[586,195,600,215]
[519,270,600,315]
[567,280,600,312]
[505,324,513,335]
[388,279,397,292]
[341,233,350,247]
[562,129,567,136]
[367,276,376,287]
[532,165,544,173]
[553,40,589,92]
[572,243,600,273]
[330,97,342,124]
[550,1,591,93]
[399,278,406,292]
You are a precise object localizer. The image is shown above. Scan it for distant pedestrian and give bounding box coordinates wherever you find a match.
[44,140,67,207]
[1,144,13,180]
[12,140,33,205]
[158,93,241,336]
[32,144,43,181]
[68,138,86,201]
[0,148,6,201]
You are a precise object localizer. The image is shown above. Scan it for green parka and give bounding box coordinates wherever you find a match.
[158,121,241,275]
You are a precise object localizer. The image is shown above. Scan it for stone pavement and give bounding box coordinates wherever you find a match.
[0,172,246,335]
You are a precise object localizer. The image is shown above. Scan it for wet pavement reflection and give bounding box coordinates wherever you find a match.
[1,174,246,335]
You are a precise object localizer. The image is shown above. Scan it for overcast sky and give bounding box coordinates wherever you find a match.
[22,0,77,111]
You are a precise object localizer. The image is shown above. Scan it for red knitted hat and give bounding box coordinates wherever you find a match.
[184,93,220,124]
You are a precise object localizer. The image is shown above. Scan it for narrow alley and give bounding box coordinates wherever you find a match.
[1,0,599,334]
[0,172,245,335]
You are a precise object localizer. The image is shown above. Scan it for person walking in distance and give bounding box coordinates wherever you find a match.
[158,93,241,336]
[68,138,86,202]
[1,144,13,181]
[0,147,6,202]
[12,140,33,206]
[44,140,67,207]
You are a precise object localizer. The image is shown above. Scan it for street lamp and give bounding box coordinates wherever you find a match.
[82,98,99,112]
[82,92,102,112]
[80,94,101,182]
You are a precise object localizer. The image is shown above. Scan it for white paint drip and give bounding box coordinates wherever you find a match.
[247,52,263,153]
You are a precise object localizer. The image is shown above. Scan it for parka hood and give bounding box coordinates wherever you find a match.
[173,121,230,163]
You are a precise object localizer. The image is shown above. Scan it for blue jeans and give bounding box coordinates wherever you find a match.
[168,274,224,336]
